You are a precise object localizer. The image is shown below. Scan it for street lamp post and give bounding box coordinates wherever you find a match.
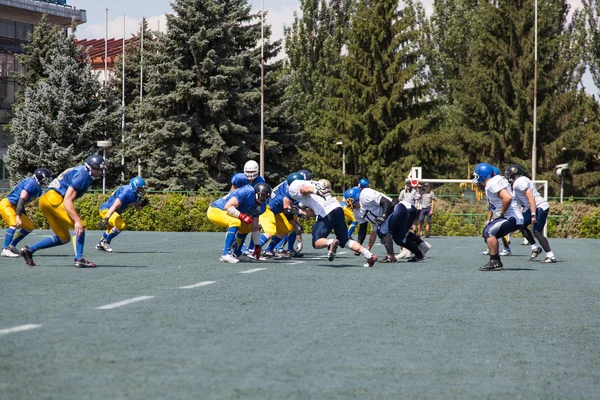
[98,140,113,194]
[336,141,345,192]
[555,163,569,204]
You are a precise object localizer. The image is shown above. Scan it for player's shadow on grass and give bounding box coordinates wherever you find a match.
[109,251,172,254]
[502,267,536,271]
[318,263,362,268]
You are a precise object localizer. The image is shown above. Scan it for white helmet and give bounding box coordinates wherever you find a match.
[244,160,259,180]
[318,179,331,190]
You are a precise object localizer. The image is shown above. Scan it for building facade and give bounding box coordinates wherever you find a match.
[0,0,86,187]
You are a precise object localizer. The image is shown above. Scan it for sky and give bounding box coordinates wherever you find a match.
[67,0,597,95]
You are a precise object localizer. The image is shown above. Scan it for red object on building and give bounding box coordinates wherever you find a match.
[75,38,134,70]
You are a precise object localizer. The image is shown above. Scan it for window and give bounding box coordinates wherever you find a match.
[16,23,33,42]
[0,20,16,40]
[0,81,16,108]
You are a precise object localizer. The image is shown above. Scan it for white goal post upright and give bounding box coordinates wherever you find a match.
[409,167,548,237]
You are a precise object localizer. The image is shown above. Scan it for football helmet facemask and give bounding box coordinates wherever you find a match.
[33,168,53,188]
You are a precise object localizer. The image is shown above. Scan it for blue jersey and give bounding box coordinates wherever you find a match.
[47,166,93,200]
[211,184,266,217]
[269,181,293,214]
[249,176,266,187]
[100,185,141,213]
[5,177,43,205]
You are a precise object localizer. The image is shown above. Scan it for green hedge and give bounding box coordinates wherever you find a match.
[2,193,600,238]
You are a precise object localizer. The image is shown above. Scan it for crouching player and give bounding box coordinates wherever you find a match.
[474,163,523,271]
[96,176,148,252]
[20,155,105,268]
[287,174,377,267]
[207,183,272,263]
[1,168,52,257]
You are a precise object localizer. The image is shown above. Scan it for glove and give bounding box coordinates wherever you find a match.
[238,213,252,224]
[492,210,505,220]
[140,197,150,207]
[98,217,109,230]
[316,187,331,200]
[373,215,386,225]
[252,245,262,259]
[295,241,303,253]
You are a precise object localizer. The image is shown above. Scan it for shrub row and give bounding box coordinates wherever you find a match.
[1,193,599,238]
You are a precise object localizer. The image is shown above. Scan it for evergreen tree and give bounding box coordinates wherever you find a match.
[12,14,60,103]
[309,0,431,192]
[129,0,285,190]
[6,31,121,184]
[284,0,354,189]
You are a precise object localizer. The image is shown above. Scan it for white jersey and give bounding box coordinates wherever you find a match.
[288,180,341,218]
[353,188,392,225]
[399,188,418,208]
[512,176,549,211]
[485,175,523,224]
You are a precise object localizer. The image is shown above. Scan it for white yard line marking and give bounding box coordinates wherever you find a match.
[95,296,154,310]
[286,261,306,265]
[179,281,216,289]
[239,268,267,274]
[0,324,42,335]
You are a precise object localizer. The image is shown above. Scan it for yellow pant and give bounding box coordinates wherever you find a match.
[39,190,86,242]
[344,206,355,222]
[0,198,34,231]
[207,206,251,234]
[100,209,126,232]
[259,206,292,236]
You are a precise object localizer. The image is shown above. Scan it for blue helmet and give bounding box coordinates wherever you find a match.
[298,169,312,180]
[358,178,370,189]
[492,166,501,176]
[130,176,146,193]
[344,187,361,208]
[287,172,303,186]
[231,172,248,188]
[473,163,494,184]
[33,168,52,188]
[254,182,272,205]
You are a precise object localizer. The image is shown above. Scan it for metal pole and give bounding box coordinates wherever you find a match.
[532,0,538,180]
[103,148,107,194]
[121,14,125,182]
[259,0,265,177]
[342,146,345,192]
[104,9,108,85]
[138,18,144,177]
[560,174,564,204]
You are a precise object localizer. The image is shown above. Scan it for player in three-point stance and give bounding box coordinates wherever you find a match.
[1,168,52,258]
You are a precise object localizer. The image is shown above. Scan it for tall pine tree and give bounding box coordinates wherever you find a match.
[6,31,121,184]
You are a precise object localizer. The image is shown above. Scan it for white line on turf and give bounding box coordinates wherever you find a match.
[95,296,154,310]
[286,261,305,265]
[239,268,267,274]
[179,281,216,289]
[0,324,42,335]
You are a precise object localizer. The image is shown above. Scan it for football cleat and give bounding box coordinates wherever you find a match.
[263,250,282,260]
[220,254,239,263]
[521,238,529,246]
[20,246,36,266]
[378,255,397,263]
[541,256,557,263]
[480,249,490,255]
[95,240,113,253]
[479,259,503,271]
[289,250,304,258]
[365,254,378,267]
[74,258,97,268]
[276,250,292,259]
[327,239,339,261]
[418,241,432,254]
[499,248,512,256]
[2,248,19,258]
[397,248,413,259]
[529,247,543,261]
[407,255,426,263]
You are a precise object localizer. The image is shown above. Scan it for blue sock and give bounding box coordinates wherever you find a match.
[348,221,358,236]
[4,228,15,248]
[105,228,120,243]
[286,232,296,251]
[223,227,238,256]
[275,235,287,251]
[247,237,255,251]
[266,235,283,252]
[234,233,248,256]
[259,234,270,248]
[11,229,30,247]
[29,235,62,253]
[75,233,85,259]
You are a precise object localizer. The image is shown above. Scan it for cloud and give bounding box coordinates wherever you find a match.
[75,14,167,40]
